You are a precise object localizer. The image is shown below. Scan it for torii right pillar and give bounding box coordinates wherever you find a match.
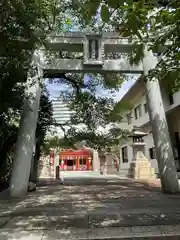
[143,46,179,193]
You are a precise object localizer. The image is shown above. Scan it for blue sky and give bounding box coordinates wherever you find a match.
[46,76,137,102]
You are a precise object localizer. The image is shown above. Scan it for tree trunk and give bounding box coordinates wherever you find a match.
[9,67,42,197]
[143,47,179,193]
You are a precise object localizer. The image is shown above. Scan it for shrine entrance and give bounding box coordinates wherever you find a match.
[59,149,92,171]
[12,31,172,198]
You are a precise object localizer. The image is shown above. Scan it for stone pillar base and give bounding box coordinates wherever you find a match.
[128,151,156,180]
[38,157,54,179]
[93,150,100,172]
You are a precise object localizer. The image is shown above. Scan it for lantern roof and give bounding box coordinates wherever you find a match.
[128,127,148,137]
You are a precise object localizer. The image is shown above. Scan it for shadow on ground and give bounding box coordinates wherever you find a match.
[0,177,180,239]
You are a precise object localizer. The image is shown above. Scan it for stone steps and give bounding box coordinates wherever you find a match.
[50,225,180,239]
[1,176,179,239]
[1,225,180,239]
[2,211,180,230]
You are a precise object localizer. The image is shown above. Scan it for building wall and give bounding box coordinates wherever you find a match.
[161,84,180,112]
[120,81,180,130]
[172,92,180,110]
[119,140,133,170]
[130,94,149,127]
[119,79,180,174]
[120,94,149,130]
[167,107,180,170]
[167,107,180,135]
[143,133,158,173]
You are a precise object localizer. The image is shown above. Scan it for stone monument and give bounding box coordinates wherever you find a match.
[128,128,156,180]
[98,150,119,175]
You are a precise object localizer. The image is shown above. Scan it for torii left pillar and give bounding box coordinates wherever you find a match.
[9,55,43,198]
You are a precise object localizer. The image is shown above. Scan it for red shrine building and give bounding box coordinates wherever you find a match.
[41,148,118,177]
[49,149,93,171]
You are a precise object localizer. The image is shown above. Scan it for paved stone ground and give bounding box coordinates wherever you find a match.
[0,173,180,239]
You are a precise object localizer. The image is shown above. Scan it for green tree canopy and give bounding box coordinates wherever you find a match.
[45,72,131,151]
[70,0,180,92]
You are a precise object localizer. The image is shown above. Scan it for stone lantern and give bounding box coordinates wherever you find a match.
[129,128,148,160]
[128,127,156,180]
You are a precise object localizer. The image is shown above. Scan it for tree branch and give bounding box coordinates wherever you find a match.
[48,73,87,97]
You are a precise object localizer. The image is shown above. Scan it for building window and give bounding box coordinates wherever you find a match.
[122,146,128,163]
[134,105,142,119]
[149,147,156,159]
[126,112,132,125]
[144,103,148,114]
[169,93,174,105]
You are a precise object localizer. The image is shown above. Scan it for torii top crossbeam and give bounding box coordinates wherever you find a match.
[34,32,143,76]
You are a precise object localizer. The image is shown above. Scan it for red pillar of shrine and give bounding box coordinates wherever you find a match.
[87,158,90,170]
[76,157,79,170]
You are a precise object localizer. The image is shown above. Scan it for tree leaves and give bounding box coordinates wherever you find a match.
[46,70,130,150]
[88,0,100,18]
[129,43,145,65]
[0,0,67,180]
[106,0,122,9]
[73,0,180,92]
[101,4,110,22]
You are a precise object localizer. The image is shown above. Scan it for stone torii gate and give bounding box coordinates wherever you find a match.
[9,32,179,197]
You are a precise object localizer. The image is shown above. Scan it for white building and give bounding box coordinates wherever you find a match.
[52,97,72,124]
[46,97,72,138]
[119,77,180,175]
